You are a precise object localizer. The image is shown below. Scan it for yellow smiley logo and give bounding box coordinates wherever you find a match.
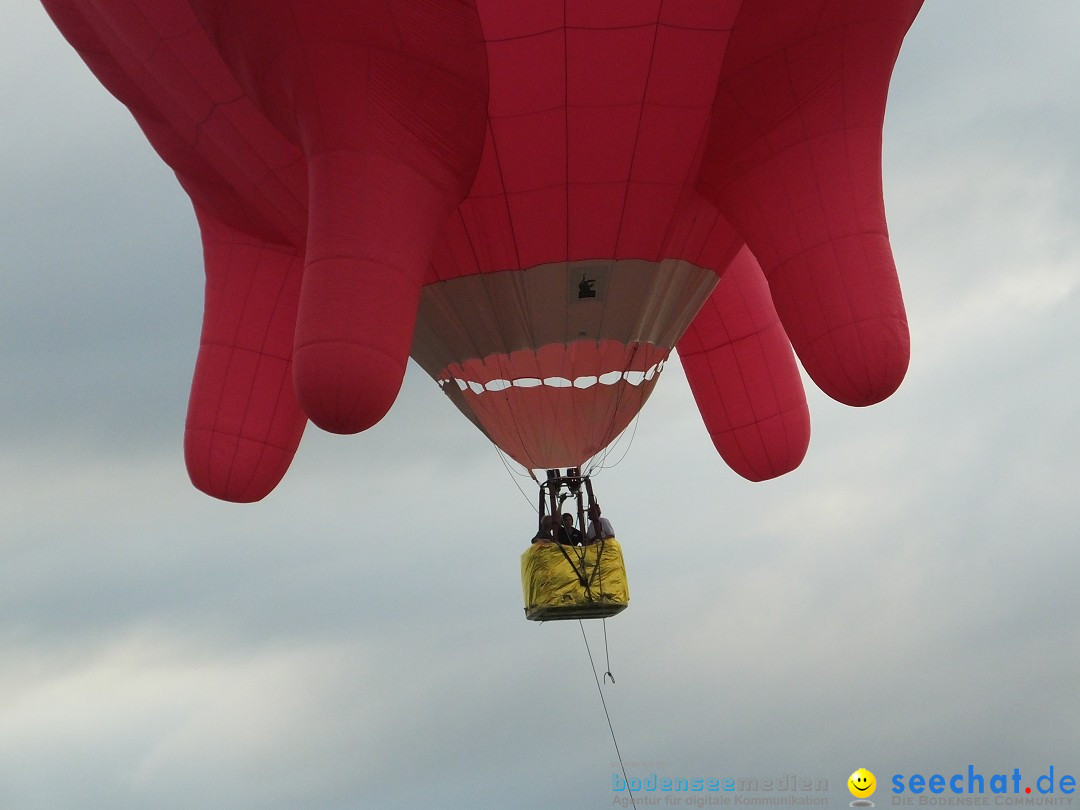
[848,768,877,798]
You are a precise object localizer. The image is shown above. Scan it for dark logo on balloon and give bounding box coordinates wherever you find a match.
[578,273,597,299]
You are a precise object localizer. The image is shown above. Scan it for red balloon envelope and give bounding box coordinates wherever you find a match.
[41,0,920,501]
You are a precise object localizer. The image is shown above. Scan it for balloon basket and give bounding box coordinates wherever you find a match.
[521,537,629,622]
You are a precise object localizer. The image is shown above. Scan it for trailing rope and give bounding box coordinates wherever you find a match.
[580,621,636,810]
[603,617,615,684]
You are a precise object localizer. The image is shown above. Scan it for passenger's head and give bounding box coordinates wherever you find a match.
[561,513,574,527]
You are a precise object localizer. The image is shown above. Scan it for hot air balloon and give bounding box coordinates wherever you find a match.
[39,0,919,503]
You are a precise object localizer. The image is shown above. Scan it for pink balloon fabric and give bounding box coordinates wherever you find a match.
[41,0,920,501]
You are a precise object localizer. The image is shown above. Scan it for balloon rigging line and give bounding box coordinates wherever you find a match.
[493,446,538,511]
[588,344,655,476]
[594,346,638,470]
[582,409,640,480]
[579,620,636,810]
[594,412,640,475]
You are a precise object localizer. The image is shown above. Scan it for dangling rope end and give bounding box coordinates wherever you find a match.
[604,670,616,684]
[580,621,636,809]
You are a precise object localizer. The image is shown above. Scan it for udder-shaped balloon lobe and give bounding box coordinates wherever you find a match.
[697,0,919,407]
[186,0,491,436]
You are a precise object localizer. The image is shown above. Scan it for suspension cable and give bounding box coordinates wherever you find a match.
[493,446,539,510]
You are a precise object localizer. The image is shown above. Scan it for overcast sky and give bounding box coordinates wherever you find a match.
[2,3,1079,809]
